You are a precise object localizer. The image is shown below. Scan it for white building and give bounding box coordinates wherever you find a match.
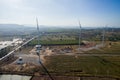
[0,38,24,50]
[12,38,23,46]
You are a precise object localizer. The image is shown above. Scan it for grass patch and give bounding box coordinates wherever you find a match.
[85,41,120,54]
[44,55,120,77]
[29,39,78,45]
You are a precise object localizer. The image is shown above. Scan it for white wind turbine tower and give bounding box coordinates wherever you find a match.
[102,26,106,46]
[78,21,82,51]
[35,18,54,80]
[36,18,42,61]
[36,18,40,44]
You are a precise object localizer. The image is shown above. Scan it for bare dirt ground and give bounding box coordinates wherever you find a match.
[0,43,120,80]
[4,43,118,68]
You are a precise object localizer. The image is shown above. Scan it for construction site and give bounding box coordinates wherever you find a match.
[0,36,120,80]
[0,18,120,80]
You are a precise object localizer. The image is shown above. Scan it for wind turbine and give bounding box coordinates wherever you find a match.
[102,26,106,46]
[36,18,40,45]
[78,21,82,51]
[36,18,41,59]
[35,18,54,80]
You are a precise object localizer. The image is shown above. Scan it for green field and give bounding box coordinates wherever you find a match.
[85,42,120,54]
[43,55,120,78]
[29,39,79,45]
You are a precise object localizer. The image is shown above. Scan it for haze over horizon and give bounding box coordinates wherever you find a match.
[0,0,120,27]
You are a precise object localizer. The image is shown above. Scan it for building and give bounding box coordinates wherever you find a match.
[0,38,24,58]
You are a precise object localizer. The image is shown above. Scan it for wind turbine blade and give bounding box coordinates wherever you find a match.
[36,17,40,45]
[79,21,81,28]
[36,18,39,32]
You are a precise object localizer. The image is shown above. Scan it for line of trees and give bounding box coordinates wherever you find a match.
[0,47,11,58]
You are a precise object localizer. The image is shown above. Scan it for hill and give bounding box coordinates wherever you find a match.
[0,24,36,35]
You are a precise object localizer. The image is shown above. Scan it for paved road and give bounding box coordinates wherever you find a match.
[13,53,40,65]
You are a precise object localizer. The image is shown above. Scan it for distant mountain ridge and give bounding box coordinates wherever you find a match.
[0,24,34,29]
[0,24,120,35]
[0,24,36,35]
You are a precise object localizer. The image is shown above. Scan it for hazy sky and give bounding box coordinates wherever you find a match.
[0,0,120,27]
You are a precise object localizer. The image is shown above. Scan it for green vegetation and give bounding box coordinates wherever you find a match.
[86,42,120,54]
[0,46,11,58]
[44,55,120,77]
[29,39,78,45]
[29,31,79,45]
[28,28,120,46]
